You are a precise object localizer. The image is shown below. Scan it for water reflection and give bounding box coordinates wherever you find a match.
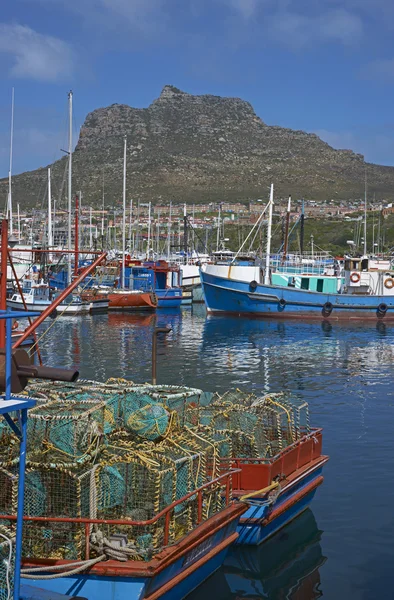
[188,510,326,600]
[35,308,394,600]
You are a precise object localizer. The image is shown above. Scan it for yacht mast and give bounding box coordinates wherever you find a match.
[7,87,14,234]
[122,135,127,288]
[67,90,73,284]
[48,168,53,248]
[264,184,274,285]
[364,166,367,256]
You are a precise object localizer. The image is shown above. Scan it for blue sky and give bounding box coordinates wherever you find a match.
[1,0,394,177]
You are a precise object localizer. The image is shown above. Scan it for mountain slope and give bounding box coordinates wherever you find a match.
[2,85,394,208]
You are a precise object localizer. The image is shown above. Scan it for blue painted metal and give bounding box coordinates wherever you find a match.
[20,583,89,600]
[123,264,183,309]
[0,310,39,600]
[200,270,394,319]
[236,488,318,546]
[21,517,240,600]
[235,463,325,547]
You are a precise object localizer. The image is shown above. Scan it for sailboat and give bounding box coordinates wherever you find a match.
[108,137,158,311]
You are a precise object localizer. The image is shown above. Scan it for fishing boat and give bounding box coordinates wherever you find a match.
[79,288,110,313]
[123,260,183,309]
[0,379,247,600]
[200,184,394,321]
[184,390,328,546]
[108,289,158,311]
[56,293,90,315]
[200,256,394,321]
[7,279,55,312]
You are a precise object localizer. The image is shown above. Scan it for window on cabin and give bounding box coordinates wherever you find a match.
[301,278,310,290]
[317,279,324,292]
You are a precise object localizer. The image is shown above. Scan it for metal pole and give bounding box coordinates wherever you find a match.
[48,168,52,249]
[364,166,367,256]
[152,327,171,385]
[67,90,73,284]
[8,88,14,235]
[74,194,79,276]
[282,195,291,263]
[122,135,127,289]
[0,220,8,348]
[264,184,274,285]
[183,204,188,265]
[13,407,27,600]
[300,199,305,254]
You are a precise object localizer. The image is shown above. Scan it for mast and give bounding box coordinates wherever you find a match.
[122,135,127,289]
[128,198,133,253]
[67,90,73,284]
[48,168,53,249]
[147,202,151,259]
[364,166,367,256]
[156,209,160,256]
[282,195,291,263]
[300,199,305,254]
[167,201,172,259]
[7,88,14,234]
[216,203,221,251]
[101,170,105,245]
[89,206,93,248]
[74,194,79,276]
[264,184,274,285]
[17,203,20,243]
[183,203,188,265]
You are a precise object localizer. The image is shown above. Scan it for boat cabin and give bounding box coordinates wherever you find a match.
[343,257,394,295]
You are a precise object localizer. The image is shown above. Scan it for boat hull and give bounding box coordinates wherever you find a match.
[201,270,394,320]
[21,503,245,600]
[108,292,157,311]
[7,300,53,313]
[235,460,326,546]
[156,289,183,309]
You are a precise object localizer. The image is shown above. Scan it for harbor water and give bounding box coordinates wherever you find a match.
[36,306,394,599]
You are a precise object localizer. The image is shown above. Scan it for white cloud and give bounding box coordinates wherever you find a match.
[224,0,261,19]
[360,58,394,82]
[0,23,73,81]
[269,8,363,47]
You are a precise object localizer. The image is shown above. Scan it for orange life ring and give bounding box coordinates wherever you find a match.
[384,277,394,289]
[350,272,360,283]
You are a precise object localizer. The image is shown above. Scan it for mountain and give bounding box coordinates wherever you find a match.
[3,84,394,209]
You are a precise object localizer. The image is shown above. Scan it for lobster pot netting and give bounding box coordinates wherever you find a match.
[125,385,203,425]
[106,393,171,441]
[185,405,268,459]
[212,389,257,408]
[21,462,95,561]
[0,526,14,600]
[96,454,176,555]
[27,399,115,457]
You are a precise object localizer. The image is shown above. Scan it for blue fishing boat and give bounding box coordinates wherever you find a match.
[200,255,394,321]
[123,260,183,308]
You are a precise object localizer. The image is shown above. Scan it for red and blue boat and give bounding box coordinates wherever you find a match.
[122,260,183,309]
[228,429,328,545]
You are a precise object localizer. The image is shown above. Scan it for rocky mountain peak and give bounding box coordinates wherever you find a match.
[3,85,394,207]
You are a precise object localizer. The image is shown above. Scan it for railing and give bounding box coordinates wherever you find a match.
[0,469,238,561]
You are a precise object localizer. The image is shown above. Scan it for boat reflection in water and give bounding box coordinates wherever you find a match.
[188,509,326,600]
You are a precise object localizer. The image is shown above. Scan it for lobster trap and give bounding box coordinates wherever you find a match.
[0,525,14,600]
[27,399,115,458]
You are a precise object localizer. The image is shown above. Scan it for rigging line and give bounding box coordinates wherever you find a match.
[28,275,95,355]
